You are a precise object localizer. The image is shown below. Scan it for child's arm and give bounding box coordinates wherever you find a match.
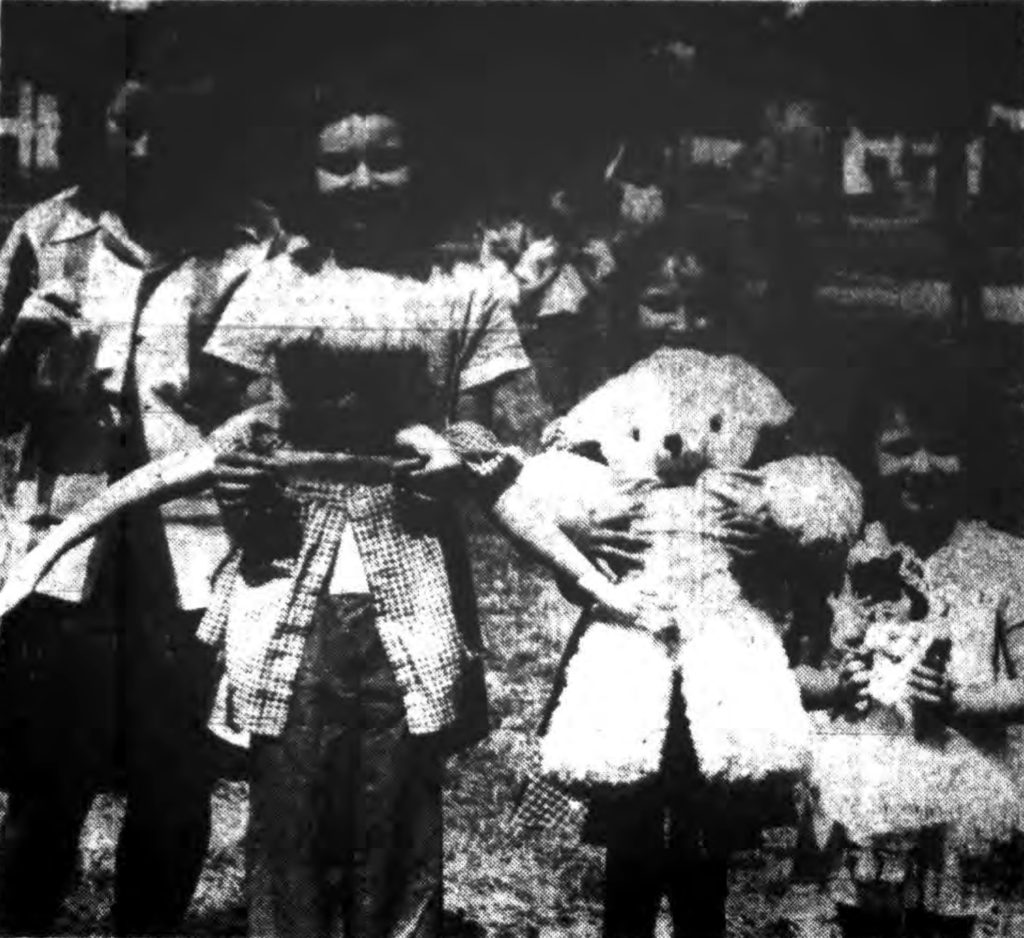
[396,423,643,624]
[949,680,1024,723]
[906,662,1024,725]
[485,468,643,624]
[911,620,1024,726]
[793,655,871,713]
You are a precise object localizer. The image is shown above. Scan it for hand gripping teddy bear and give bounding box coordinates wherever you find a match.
[508,345,864,798]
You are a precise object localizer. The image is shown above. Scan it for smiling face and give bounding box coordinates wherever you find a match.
[873,404,966,531]
[636,252,717,347]
[313,113,413,255]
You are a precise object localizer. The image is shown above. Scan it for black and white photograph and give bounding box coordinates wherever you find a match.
[0,2,1022,936]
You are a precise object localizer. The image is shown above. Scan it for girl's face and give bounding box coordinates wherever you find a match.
[873,405,965,525]
[636,253,714,346]
[314,113,413,248]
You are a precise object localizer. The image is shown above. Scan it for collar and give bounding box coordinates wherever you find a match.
[289,235,433,281]
[44,193,102,245]
[45,191,281,261]
[40,190,168,269]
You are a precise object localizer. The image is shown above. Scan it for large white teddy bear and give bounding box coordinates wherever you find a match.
[510,346,864,796]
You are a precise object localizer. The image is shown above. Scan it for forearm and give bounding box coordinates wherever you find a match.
[953,679,1024,725]
[793,664,841,711]
[452,374,546,454]
[485,483,618,613]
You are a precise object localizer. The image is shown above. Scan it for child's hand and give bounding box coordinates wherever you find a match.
[393,426,467,500]
[836,653,872,716]
[213,451,279,513]
[560,501,650,571]
[582,574,642,626]
[702,469,786,560]
[907,661,956,718]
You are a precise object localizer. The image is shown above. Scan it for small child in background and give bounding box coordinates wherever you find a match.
[498,189,617,415]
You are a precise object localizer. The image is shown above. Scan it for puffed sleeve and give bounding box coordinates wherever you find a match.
[203,250,308,378]
[447,267,532,395]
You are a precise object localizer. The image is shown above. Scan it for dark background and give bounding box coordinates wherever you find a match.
[2,1,1021,222]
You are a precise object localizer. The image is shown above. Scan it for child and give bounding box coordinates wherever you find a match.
[511,239,868,938]
[0,76,647,938]
[806,340,1024,938]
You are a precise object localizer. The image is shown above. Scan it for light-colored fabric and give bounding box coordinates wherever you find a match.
[199,478,466,739]
[815,519,1024,916]
[199,249,530,739]
[0,189,279,608]
[329,523,372,596]
[849,520,1024,709]
[200,412,520,742]
[203,245,531,408]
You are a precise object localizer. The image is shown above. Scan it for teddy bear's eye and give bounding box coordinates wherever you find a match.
[709,414,723,433]
[631,427,641,441]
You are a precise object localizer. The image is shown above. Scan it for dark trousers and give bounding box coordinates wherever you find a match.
[0,590,217,935]
[248,595,444,938]
[599,689,729,938]
[603,805,729,938]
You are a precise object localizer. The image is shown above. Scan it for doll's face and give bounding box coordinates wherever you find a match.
[314,113,413,247]
[874,405,965,525]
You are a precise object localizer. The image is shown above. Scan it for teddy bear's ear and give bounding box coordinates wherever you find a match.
[721,356,794,429]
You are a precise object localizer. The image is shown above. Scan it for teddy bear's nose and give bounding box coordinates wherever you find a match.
[663,433,684,457]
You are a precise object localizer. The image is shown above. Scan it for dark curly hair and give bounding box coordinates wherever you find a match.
[842,330,1001,522]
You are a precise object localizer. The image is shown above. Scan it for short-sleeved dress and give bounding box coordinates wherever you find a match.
[198,241,531,748]
[814,519,1024,920]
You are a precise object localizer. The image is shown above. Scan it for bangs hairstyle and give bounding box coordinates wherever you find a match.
[844,332,999,509]
[278,48,458,253]
[296,41,434,169]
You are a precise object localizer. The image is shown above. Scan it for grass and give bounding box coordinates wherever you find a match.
[26,525,611,937]
[20,519,828,938]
